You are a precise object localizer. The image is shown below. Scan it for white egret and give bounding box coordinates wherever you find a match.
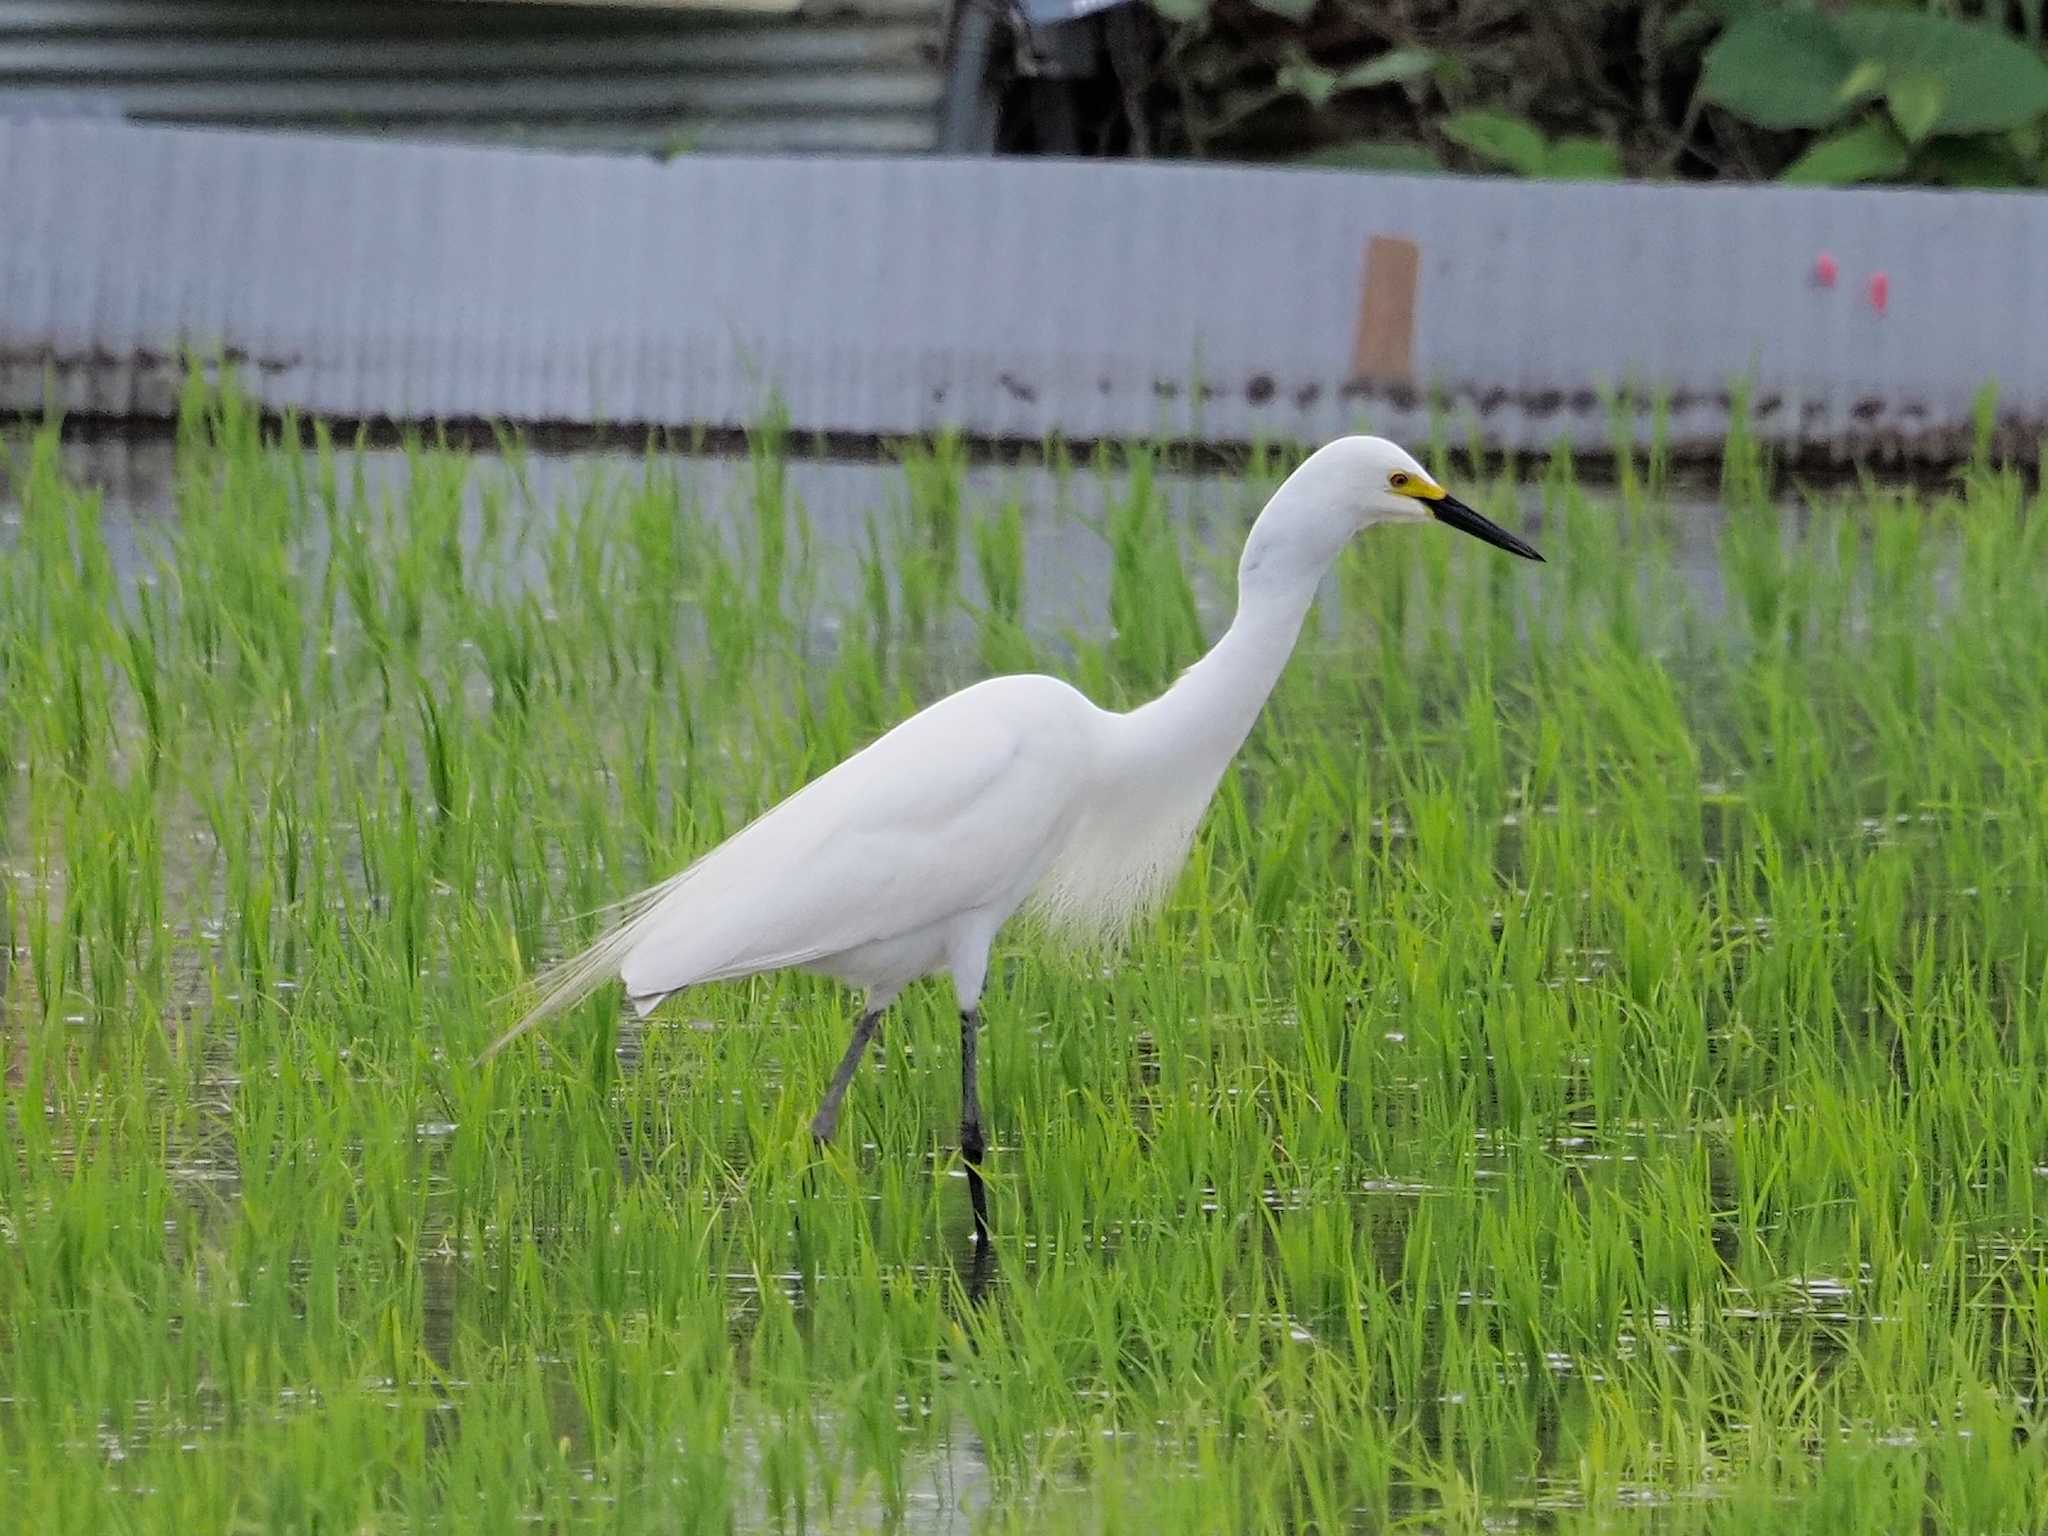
[480,435,1542,1238]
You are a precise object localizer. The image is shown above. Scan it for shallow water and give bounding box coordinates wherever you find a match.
[24,431,1743,621]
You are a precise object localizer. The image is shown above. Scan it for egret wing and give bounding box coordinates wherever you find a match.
[618,690,1071,997]
[478,677,1091,1061]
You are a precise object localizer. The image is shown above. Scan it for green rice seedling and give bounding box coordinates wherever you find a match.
[970,495,1034,677]
[3,374,2048,1532]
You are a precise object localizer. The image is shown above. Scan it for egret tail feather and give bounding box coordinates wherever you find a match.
[475,872,693,1064]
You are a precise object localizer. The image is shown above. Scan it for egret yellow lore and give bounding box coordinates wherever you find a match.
[480,435,1543,1239]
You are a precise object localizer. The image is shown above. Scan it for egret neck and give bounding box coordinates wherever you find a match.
[1114,483,1335,794]
[1119,530,1328,792]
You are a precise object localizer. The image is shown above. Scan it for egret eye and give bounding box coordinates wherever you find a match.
[1390,472,1410,489]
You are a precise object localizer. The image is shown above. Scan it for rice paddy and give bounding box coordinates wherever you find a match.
[3,383,2047,1532]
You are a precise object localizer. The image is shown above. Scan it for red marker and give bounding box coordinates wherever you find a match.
[1813,252,1839,288]
[1867,271,1889,316]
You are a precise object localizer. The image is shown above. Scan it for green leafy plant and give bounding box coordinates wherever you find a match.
[1441,109,1623,179]
[1274,45,1440,106]
[1132,2,1662,171]
[1701,5,2048,185]
[1130,0,2048,188]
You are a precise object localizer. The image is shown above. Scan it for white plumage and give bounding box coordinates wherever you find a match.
[479,435,1542,1236]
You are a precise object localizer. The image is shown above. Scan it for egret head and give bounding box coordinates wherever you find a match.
[1336,436,1545,558]
[1239,436,1542,597]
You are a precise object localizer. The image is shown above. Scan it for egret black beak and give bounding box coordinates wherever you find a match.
[1431,492,1545,562]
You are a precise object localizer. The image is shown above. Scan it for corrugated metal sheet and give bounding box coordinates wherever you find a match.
[4,116,2046,462]
[0,0,945,155]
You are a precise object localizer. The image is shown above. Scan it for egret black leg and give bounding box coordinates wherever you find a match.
[960,1007,990,1242]
[810,1008,881,1144]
